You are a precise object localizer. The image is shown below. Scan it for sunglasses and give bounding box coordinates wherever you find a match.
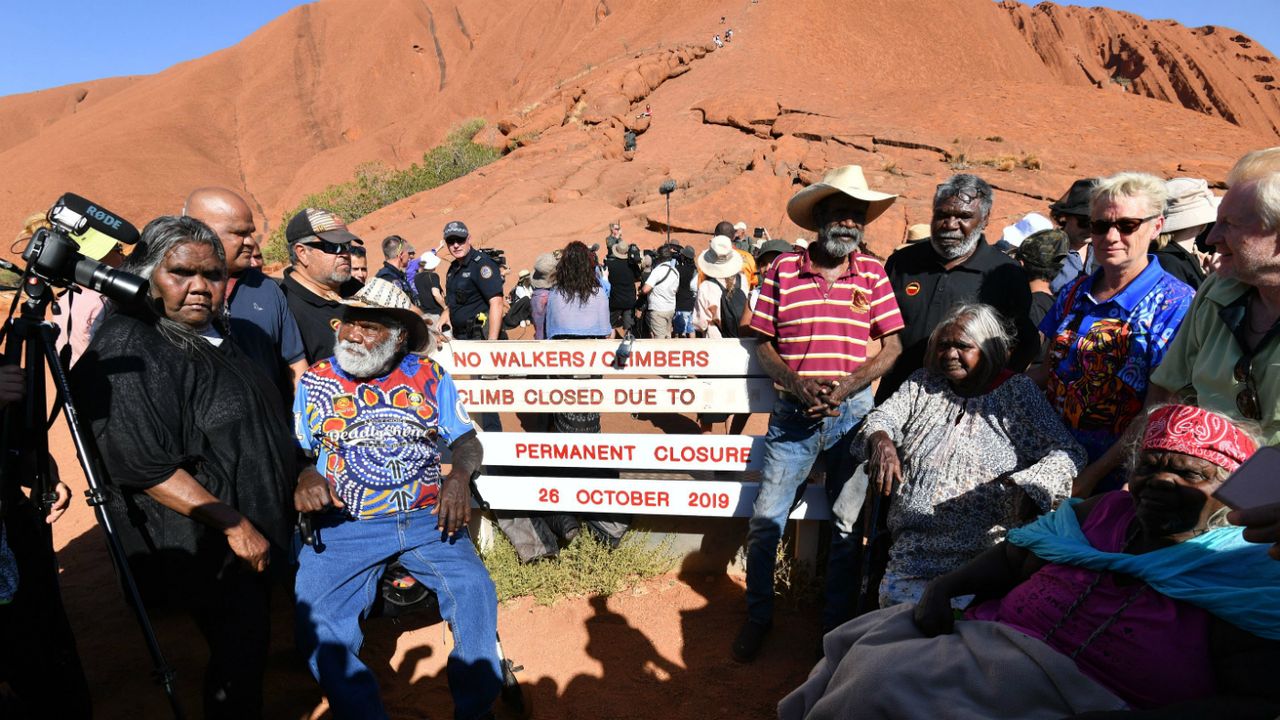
[1234,355,1262,421]
[302,239,350,255]
[1089,215,1159,236]
[444,236,468,246]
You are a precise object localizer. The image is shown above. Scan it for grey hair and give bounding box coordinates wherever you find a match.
[924,302,1013,384]
[1091,172,1169,219]
[1237,174,1280,234]
[114,215,228,354]
[934,174,994,223]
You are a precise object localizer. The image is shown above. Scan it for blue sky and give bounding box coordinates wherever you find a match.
[0,1,1276,98]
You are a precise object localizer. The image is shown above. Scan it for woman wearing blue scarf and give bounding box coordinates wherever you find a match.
[782,404,1280,720]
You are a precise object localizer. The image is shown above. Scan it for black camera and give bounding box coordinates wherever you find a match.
[658,179,677,195]
[478,247,508,268]
[20,193,147,306]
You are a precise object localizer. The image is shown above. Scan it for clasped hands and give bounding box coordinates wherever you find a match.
[786,373,859,418]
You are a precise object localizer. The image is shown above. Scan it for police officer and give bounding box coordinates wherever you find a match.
[442,219,505,434]
[443,220,506,341]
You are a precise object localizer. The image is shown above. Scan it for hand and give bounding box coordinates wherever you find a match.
[224,516,270,572]
[0,365,23,408]
[294,467,343,513]
[913,577,957,636]
[433,470,471,537]
[866,431,901,496]
[818,376,860,412]
[1229,504,1280,561]
[45,481,71,525]
[784,372,828,416]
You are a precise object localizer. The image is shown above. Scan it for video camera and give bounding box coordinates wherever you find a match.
[17,193,148,307]
[478,247,508,269]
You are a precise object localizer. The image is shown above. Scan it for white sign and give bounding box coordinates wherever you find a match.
[433,338,763,377]
[473,432,765,471]
[472,475,831,520]
[455,377,775,413]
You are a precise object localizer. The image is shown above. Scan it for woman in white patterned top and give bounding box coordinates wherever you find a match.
[856,303,1085,607]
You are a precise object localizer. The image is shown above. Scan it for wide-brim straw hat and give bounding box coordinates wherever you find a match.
[786,165,898,231]
[341,277,431,353]
[905,223,932,242]
[696,235,744,279]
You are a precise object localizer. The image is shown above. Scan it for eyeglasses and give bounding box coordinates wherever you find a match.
[444,236,468,246]
[1089,215,1159,236]
[1234,354,1262,421]
[302,240,350,255]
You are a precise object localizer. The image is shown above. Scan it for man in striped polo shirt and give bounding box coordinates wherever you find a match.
[734,165,905,662]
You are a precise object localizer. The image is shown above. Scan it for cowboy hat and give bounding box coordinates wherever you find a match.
[696,235,744,279]
[340,277,431,353]
[786,165,898,231]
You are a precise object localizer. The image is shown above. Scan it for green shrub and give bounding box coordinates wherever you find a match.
[263,119,499,263]
[481,528,677,606]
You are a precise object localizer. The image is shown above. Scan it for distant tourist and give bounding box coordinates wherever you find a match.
[1048,178,1099,292]
[375,234,414,296]
[1153,177,1217,289]
[349,244,369,284]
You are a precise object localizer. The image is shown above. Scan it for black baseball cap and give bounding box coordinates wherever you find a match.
[443,220,469,239]
[285,208,360,245]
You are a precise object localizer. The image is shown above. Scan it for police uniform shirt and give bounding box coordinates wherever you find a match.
[445,248,505,328]
[877,237,1037,403]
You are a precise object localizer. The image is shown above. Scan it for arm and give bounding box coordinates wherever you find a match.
[755,336,827,414]
[435,431,482,536]
[1003,376,1087,510]
[288,358,309,389]
[855,370,920,495]
[913,540,1040,636]
[146,468,270,572]
[486,295,505,340]
[823,333,902,407]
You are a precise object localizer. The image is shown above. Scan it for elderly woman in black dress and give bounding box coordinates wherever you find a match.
[74,216,297,719]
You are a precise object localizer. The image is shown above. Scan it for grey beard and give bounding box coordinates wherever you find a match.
[931,227,983,261]
[817,225,863,259]
[333,330,403,378]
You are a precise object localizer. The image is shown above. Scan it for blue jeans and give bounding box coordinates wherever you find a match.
[745,389,873,631]
[294,511,501,720]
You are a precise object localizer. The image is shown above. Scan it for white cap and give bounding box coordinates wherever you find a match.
[1000,212,1055,248]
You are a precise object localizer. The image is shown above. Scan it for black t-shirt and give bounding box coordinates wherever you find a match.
[445,249,505,329]
[878,238,1037,402]
[72,313,297,585]
[675,261,697,312]
[279,268,361,363]
[413,269,444,314]
[1030,290,1055,329]
[603,256,638,310]
[1153,244,1204,290]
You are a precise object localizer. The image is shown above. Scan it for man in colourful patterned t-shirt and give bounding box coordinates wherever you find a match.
[734,165,906,662]
[291,278,500,720]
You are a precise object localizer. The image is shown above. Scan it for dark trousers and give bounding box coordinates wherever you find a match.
[0,500,92,719]
[188,566,272,720]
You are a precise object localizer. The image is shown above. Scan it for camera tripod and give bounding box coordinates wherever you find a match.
[0,273,184,718]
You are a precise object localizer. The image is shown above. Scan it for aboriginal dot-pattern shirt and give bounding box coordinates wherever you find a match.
[294,353,474,519]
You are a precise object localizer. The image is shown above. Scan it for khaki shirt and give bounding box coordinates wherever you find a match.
[1150,273,1280,443]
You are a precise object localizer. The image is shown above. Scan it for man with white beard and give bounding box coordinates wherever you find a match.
[734,166,906,662]
[291,277,501,719]
[877,173,1037,404]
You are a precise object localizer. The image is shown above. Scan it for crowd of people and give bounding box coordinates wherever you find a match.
[0,143,1277,719]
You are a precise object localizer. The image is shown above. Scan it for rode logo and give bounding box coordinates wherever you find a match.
[85,205,123,231]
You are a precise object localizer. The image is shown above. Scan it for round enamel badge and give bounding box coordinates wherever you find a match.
[905,281,921,297]
[479,265,493,280]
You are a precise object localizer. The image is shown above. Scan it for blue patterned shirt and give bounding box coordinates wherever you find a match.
[1039,257,1193,487]
[294,353,474,519]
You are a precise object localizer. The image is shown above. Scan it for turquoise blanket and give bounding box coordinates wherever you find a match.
[1008,499,1280,640]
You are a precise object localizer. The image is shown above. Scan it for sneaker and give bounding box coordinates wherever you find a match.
[731,619,771,663]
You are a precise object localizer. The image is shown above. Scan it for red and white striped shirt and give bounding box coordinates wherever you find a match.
[750,251,903,379]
